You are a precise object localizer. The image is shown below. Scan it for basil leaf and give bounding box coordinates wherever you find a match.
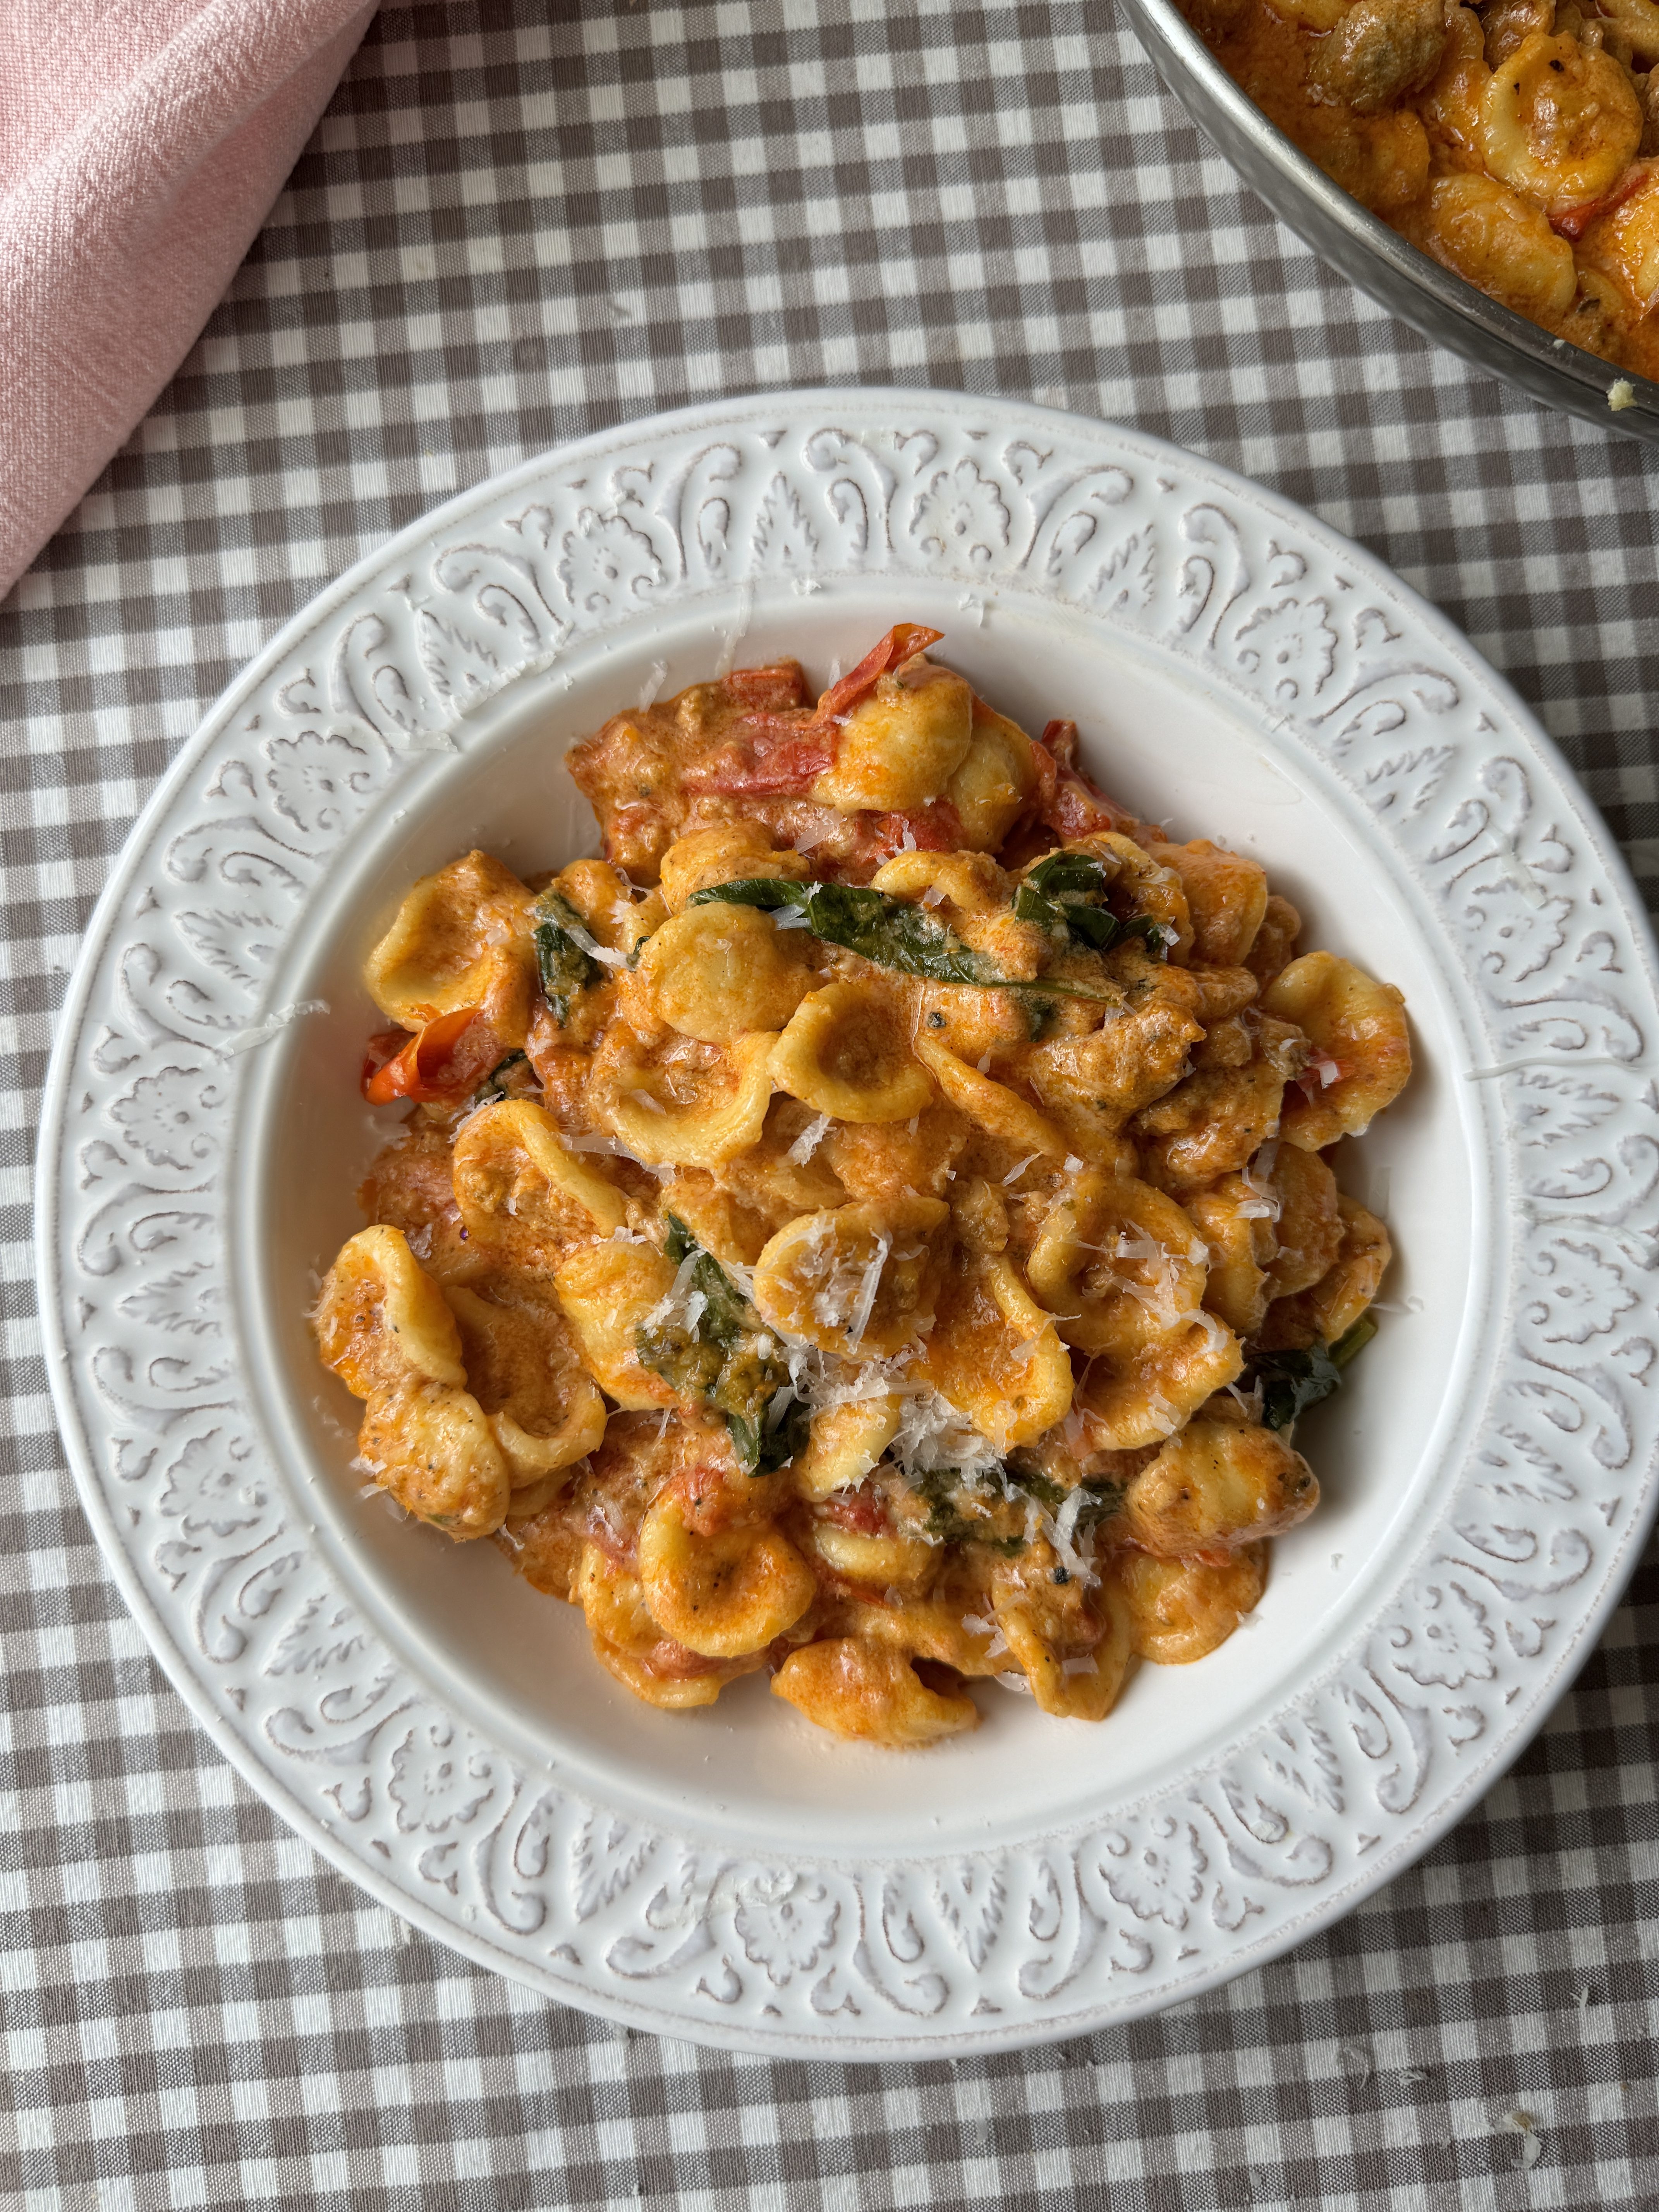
[689,877,1115,1000]
[532,889,602,1024]
[1117,913,1168,954]
[638,1219,803,1474]
[909,1467,1027,1554]
[1006,1462,1127,1529]
[1013,852,1165,959]
[1025,850,1111,902]
[1247,1342,1343,1433]
[1248,1314,1377,1433]
[681,876,807,914]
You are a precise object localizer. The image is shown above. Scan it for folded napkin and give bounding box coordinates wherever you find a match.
[0,0,376,601]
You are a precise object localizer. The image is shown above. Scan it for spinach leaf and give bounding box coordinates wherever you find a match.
[638,1216,805,1474]
[1006,1462,1127,1529]
[532,888,602,1024]
[1246,1343,1341,1433]
[1013,851,1166,959]
[689,876,1115,1000]
[909,1467,1027,1554]
[1247,1314,1378,1433]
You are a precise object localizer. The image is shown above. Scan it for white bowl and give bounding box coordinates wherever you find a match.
[40,391,1659,2055]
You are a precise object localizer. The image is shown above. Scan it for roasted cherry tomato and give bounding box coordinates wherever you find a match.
[362,1008,498,1104]
[813,622,944,723]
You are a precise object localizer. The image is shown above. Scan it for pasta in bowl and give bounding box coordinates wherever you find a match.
[314,623,1412,1748]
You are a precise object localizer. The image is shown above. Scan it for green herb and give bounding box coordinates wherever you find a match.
[1247,1316,1376,1433]
[1247,1343,1341,1433]
[689,876,1115,1000]
[532,888,602,1023]
[1012,851,1167,960]
[909,1467,1027,1554]
[1329,1314,1377,1368]
[467,1050,530,1109]
[662,1214,698,1266]
[638,1216,805,1474]
[1006,1462,1127,1529]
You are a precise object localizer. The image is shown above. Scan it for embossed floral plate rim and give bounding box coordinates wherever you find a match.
[38,389,1659,2057]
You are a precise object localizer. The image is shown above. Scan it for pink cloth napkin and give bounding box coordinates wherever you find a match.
[0,0,376,600]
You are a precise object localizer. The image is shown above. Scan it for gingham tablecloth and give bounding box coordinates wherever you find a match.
[4,4,1657,2206]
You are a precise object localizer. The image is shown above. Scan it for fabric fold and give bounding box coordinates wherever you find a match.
[0,0,376,599]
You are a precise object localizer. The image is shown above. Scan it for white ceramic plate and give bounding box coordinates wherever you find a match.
[40,392,1659,2058]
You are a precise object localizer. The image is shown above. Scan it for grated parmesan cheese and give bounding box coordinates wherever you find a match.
[786,1113,832,1164]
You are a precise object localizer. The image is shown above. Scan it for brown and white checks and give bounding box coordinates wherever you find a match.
[2,3,1656,2205]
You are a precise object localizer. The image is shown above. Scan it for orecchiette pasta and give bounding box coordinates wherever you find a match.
[443,1283,608,1489]
[1124,1415,1319,1556]
[1479,31,1642,215]
[576,1543,759,1709]
[1261,1193,1393,1349]
[1077,1312,1246,1450]
[1261,951,1412,1148]
[924,1252,1076,1451]
[803,1515,938,1593]
[1185,1171,1276,1339]
[315,1226,512,1539]
[658,821,812,913]
[1026,1171,1209,1355]
[913,1031,1072,1159]
[771,982,934,1123]
[752,1196,949,1356]
[1187,0,1659,380]
[1132,1014,1307,1191]
[992,1543,1137,1721]
[810,660,975,814]
[1262,1140,1344,1300]
[635,902,816,1043]
[1148,839,1269,967]
[452,1099,628,1261]
[318,622,1409,1745]
[365,849,539,1047]
[1119,1544,1269,1664]
[551,1240,680,1410]
[792,1395,905,1499]
[944,697,1043,849]
[770,1638,981,1744]
[591,1026,778,1168]
[636,1491,816,1656]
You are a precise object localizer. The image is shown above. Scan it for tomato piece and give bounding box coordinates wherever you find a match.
[816,1480,892,1537]
[682,730,836,798]
[1552,167,1645,241]
[361,1007,496,1104]
[724,662,810,710]
[867,800,965,860]
[1033,718,1134,839]
[813,622,944,723]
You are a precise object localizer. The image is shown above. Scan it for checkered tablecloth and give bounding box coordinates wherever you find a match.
[4,3,1657,2205]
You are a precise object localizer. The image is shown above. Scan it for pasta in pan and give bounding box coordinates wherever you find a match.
[1186,0,1659,383]
[316,623,1412,1747]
